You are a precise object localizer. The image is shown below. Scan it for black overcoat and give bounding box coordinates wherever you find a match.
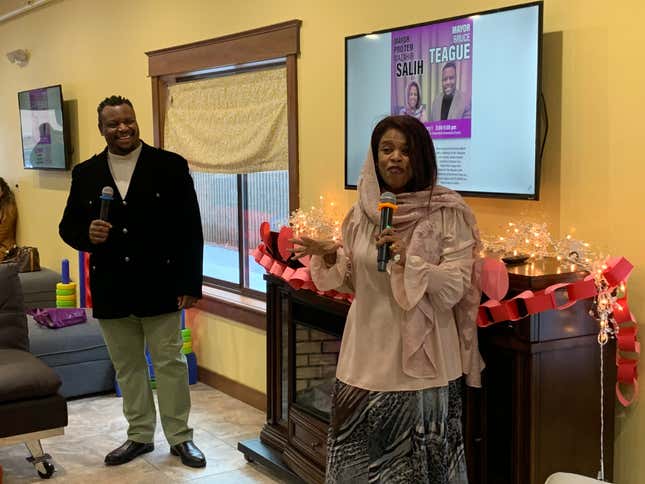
[59,142,203,319]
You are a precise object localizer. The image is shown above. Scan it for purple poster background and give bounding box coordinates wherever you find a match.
[28,89,50,110]
[391,18,473,139]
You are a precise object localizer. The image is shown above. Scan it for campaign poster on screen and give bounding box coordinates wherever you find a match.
[18,87,67,170]
[390,18,473,139]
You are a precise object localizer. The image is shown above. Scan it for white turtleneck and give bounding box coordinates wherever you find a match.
[107,143,142,200]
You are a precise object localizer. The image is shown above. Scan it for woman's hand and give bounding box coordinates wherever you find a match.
[376,227,406,266]
[289,237,340,261]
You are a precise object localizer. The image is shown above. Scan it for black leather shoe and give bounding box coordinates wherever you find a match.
[104,440,154,466]
[170,440,206,468]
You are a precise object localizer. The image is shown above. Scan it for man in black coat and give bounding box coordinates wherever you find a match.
[59,95,206,468]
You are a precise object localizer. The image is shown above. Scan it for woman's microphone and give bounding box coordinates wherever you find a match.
[377,192,397,272]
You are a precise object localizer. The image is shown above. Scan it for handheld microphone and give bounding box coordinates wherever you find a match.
[99,186,114,221]
[377,191,397,272]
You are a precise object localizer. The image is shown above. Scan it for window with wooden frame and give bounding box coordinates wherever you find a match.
[146,21,300,316]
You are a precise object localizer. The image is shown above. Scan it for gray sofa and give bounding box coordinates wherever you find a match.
[0,263,67,479]
[18,268,115,398]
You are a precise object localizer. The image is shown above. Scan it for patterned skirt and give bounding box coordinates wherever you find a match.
[325,379,468,484]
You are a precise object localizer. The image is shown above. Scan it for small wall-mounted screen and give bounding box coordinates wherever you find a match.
[18,84,69,170]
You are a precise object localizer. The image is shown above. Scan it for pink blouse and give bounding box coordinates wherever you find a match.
[310,205,475,392]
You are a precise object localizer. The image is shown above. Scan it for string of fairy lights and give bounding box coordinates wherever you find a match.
[287,200,603,270]
[285,202,623,343]
[480,221,602,270]
[288,196,343,242]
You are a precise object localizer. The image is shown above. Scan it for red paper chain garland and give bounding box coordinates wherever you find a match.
[254,224,638,406]
[477,257,638,406]
[253,243,353,303]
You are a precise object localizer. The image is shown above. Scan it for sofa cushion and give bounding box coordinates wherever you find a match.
[18,268,60,309]
[0,348,62,403]
[27,310,110,367]
[0,263,28,351]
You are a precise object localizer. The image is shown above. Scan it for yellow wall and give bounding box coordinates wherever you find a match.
[187,310,266,393]
[1,1,643,481]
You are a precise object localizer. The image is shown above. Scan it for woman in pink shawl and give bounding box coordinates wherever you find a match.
[292,115,483,483]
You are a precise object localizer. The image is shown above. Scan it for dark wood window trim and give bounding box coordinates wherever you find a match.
[146,20,300,77]
[146,20,301,327]
[146,19,300,211]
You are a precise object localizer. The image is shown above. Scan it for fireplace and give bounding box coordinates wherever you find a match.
[293,323,340,421]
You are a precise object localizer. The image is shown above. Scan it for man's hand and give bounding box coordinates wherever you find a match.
[89,220,112,244]
[177,295,199,310]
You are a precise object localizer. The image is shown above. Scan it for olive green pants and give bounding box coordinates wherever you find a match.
[99,312,193,446]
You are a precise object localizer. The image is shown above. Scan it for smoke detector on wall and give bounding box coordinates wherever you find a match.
[6,49,29,67]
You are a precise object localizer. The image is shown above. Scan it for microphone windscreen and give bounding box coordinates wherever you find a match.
[101,186,114,200]
[379,191,397,206]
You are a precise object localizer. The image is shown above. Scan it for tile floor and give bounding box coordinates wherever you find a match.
[0,383,284,483]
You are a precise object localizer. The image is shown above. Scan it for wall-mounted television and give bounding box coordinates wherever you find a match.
[18,84,70,170]
[345,2,543,199]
